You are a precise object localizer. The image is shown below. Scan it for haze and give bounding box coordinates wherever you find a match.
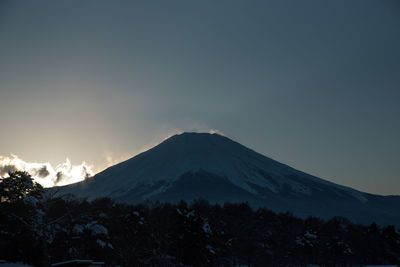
[0,0,399,194]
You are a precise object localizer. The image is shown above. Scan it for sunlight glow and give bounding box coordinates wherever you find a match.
[0,155,94,187]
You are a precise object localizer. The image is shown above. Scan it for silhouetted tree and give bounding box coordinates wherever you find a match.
[0,171,43,202]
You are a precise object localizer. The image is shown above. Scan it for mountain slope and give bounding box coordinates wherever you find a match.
[56,132,400,226]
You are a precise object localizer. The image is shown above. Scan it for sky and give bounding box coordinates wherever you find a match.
[0,0,399,194]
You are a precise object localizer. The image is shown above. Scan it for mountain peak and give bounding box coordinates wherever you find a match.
[164,131,229,144]
[176,131,222,136]
[153,131,246,161]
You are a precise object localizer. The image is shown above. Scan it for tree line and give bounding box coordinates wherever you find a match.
[1,171,400,266]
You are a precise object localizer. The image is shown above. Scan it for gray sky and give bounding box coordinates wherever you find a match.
[1,0,399,194]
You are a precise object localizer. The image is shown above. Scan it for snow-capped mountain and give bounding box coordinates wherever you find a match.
[56,132,400,226]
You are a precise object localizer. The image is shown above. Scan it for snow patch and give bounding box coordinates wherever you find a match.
[96,239,106,248]
[203,221,212,234]
[72,224,84,234]
[86,222,108,236]
[287,180,311,196]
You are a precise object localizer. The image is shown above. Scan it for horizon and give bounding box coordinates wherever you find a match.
[1,0,399,195]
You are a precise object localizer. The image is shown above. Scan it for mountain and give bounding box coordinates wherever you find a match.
[56,132,400,226]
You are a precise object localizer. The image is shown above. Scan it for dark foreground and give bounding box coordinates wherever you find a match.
[1,194,400,266]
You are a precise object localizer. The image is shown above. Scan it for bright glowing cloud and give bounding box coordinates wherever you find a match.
[209,129,225,136]
[0,155,94,187]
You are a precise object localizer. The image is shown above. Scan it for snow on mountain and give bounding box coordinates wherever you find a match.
[55,132,400,226]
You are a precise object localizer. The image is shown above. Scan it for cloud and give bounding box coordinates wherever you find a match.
[35,166,50,178]
[55,171,64,184]
[0,155,94,187]
[209,129,225,136]
[0,164,18,176]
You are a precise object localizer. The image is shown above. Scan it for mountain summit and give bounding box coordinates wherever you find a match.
[57,132,400,226]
